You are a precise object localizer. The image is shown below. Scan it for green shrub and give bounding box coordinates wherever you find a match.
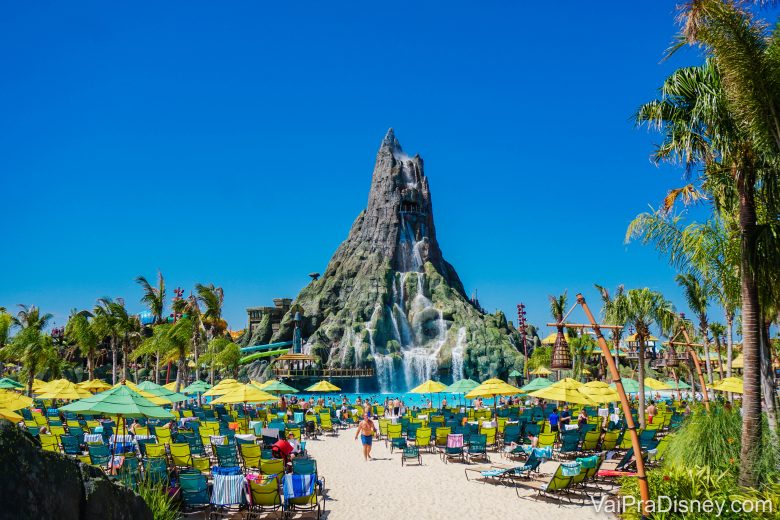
[137,480,180,520]
[620,466,780,519]
[664,404,778,483]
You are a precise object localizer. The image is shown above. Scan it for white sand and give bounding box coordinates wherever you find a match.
[304,425,616,520]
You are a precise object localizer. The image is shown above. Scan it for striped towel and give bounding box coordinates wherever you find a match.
[211,473,246,506]
[533,447,553,460]
[282,474,314,502]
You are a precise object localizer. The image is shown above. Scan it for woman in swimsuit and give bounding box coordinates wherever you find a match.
[355,413,377,461]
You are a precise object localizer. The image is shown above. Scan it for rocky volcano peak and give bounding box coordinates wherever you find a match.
[255,130,524,392]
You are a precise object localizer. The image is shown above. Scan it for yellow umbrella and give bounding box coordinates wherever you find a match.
[465,378,522,399]
[203,379,243,397]
[31,378,49,392]
[0,408,23,423]
[163,382,178,391]
[0,389,33,411]
[251,380,273,389]
[36,379,93,400]
[529,366,552,376]
[528,377,597,405]
[711,377,744,394]
[540,333,575,346]
[304,380,342,392]
[579,381,621,403]
[78,379,112,392]
[211,384,277,404]
[643,377,672,391]
[114,382,171,405]
[409,380,448,394]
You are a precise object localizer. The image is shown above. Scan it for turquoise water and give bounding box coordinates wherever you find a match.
[294,392,500,408]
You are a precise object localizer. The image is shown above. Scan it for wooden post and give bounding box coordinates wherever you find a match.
[578,294,650,519]
[679,326,710,411]
[670,369,683,402]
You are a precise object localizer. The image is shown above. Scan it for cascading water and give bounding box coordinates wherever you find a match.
[451,327,467,382]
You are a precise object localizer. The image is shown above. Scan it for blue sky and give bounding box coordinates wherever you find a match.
[0,1,745,336]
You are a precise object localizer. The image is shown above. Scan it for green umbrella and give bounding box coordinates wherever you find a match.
[611,378,641,393]
[665,379,691,390]
[508,370,522,378]
[262,380,299,395]
[137,380,189,403]
[520,377,552,392]
[183,380,212,393]
[445,378,479,394]
[60,384,173,419]
[0,378,25,390]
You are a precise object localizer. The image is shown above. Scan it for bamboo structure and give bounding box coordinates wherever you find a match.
[578,294,650,519]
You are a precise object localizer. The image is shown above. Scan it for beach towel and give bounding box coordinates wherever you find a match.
[561,462,582,477]
[447,434,464,448]
[210,435,226,446]
[282,474,315,502]
[576,455,599,469]
[211,472,246,506]
[532,446,552,460]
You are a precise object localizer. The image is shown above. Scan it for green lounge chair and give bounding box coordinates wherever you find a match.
[402,445,422,466]
[247,475,283,520]
[535,463,574,501]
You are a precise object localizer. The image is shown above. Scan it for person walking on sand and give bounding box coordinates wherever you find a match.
[355,413,377,461]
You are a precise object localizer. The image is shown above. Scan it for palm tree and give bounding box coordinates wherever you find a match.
[65,310,99,380]
[168,318,194,393]
[93,297,130,384]
[173,293,204,384]
[195,283,225,380]
[676,273,715,384]
[623,289,676,428]
[650,0,780,487]
[0,305,54,396]
[709,321,727,379]
[594,284,629,380]
[0,308,11,349]
[132,323,173,384]
[136,271,166,324]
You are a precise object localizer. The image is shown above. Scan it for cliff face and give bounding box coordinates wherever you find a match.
[266,130,524,391]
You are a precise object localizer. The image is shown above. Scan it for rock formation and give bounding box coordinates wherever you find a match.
[0,419,152,520]
[257,130,525,391]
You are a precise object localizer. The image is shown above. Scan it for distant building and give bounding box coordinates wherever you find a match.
[246,298,292,336]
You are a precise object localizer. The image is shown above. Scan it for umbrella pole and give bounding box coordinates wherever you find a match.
[579,294,650,519]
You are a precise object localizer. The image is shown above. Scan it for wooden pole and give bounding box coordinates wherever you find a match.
[679,326,710,411]
[578,294,650,519]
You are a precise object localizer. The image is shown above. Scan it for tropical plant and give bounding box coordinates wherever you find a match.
[132,323,173,385]
[632,0,780,485]
[594,284,629,378]
[676,273,715,383]
[136,479,179,520]
[165,317,194,392]
[710,321,727,379]
[195,283,225,380]
[0,308,11,349]
[216,341,241,378]
[136,271,166,324]
[65,310,99,380]
[0,305,54,396]
[623,289,676,428]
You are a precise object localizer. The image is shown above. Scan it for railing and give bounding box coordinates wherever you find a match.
[271,367,375,378]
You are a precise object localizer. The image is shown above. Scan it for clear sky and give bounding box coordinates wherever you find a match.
[0,1,748,336]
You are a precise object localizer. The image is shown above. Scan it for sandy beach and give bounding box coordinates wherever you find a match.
[305,424,614,520]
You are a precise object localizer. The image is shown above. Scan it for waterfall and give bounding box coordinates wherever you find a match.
[367,325,393,393]
[451,327,467,382]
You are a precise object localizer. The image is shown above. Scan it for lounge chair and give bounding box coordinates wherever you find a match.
[60,434,82,456]
[179,471,210,514]
[523,463,575,501]
[247,475,283,520]
[401,445,422,466]
[442,434,465,464]
[580,431,600,452]
[88,444,112,468]
[536,432,557,450]
[214,443,240,468]
[143,457,168,485]
[467,434,489,463]
[283,473,324,520]
[465,453,542,485]
[239,443,261,470]
[261,458,285,476]
[557,432,580,458]
[415,427,432,452]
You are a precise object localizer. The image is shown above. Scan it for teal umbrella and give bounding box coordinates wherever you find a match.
[60,384,173,418]
[520,377,552,392]
[183,380,212,393]
[137,380,188,403]
[262,380,299,395]
[665,379,691,390]
[0,378,25,390]
[611,379,641,393]
[445,379,479,394]
[508,370,522,378]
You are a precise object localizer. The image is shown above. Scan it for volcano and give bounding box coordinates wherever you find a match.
[257,130,525,392]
